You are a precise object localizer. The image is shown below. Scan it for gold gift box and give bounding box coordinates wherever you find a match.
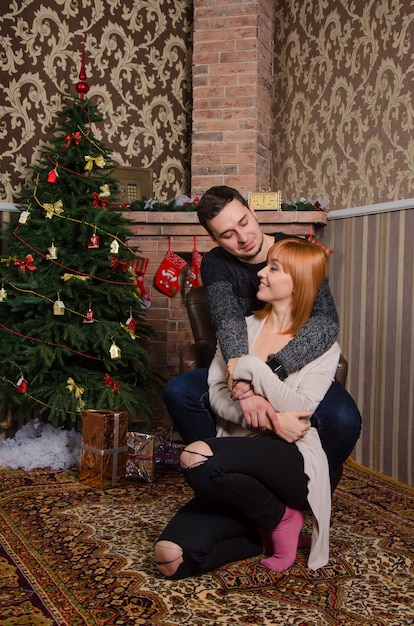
[80,409,128,488]
[126,432,155,482]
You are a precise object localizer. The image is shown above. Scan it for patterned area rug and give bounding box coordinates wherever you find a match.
[0,460,413,625]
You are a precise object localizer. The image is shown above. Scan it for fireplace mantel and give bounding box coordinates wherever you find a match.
[126,210,327,238]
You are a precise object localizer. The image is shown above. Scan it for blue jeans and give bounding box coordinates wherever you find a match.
[163,368,362,473]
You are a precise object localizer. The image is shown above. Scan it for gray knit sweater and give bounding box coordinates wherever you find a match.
[200,233,339,373]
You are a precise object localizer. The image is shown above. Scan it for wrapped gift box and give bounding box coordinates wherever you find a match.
[126,428,186,482]
[80,409,128,488]
[126,432,155,482]
[155,427,185,465]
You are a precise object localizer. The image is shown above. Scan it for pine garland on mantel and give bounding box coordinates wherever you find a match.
[127,196,327,213]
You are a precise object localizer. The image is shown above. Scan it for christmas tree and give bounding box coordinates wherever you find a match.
[0,92,157,430]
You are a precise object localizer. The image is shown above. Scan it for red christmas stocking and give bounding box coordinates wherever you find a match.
[154,238,187,297]
[186,236,202,289]
[129,256,151,308]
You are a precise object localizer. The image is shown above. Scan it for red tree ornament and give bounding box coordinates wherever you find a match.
[88,234,100,249]
[14,254,37,273]
[76,38,90,100]
[17,376,28,394]
[83,308,95,323]
[47,167,59,183]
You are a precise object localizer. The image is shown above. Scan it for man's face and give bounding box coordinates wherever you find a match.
[207,199,265,263]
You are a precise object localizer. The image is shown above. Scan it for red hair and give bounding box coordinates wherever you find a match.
[256,238,328,335]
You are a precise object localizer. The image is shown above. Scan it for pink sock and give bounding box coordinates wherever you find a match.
[260,507,304,572]
[260,529,310,555]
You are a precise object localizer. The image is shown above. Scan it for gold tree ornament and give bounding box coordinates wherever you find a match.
[43,199,64,219]
[84,155,106,171]
[110,239,120,254]
[53,292,65,315]
[66,377,85,412]
[19,209,31,224]
[46,241,58,260]
[99,184,111,198]
[109,341,121,359]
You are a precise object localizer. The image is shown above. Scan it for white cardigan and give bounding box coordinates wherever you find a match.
[208,314,341,569]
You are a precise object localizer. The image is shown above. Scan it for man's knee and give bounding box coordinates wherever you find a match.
[319,382,361,432]
[180,440,213,469]
[163,375,183,403]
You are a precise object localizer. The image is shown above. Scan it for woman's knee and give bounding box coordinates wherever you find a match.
[154,540,183,577]
[180,440,213,469]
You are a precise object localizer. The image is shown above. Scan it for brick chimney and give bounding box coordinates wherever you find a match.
[191,0,274,195]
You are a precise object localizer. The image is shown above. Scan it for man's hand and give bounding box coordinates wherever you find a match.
[239,395,281,432]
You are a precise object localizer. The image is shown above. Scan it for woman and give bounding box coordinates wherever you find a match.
[154,239,340,579]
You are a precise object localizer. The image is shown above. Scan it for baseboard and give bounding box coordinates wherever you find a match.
[345,458,414,491]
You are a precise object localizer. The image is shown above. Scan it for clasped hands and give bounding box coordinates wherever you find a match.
[226,358,311,443]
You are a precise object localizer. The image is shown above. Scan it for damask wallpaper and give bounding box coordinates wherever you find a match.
[0,0,193,203]
[272,0,414,209]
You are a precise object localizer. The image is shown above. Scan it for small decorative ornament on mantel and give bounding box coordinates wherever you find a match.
[248,191,282,211]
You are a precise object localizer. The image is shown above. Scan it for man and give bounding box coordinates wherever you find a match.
[164,186,361,480]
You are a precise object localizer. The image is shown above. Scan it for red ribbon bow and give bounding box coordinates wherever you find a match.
[92,192,108,209]
[110,257,127,272]
[14,254,37,273]
[64,131,81,148]
[104,373,121,392]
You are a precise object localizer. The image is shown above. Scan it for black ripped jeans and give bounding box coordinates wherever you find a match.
[156,436,309,579]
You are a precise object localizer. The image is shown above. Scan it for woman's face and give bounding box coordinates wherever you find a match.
[256,254,294,304]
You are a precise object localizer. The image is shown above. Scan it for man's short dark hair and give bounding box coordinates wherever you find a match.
[196,186,249,234]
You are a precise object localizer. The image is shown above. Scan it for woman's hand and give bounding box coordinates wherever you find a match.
[226,357,240,391]
[272,411,312,443]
